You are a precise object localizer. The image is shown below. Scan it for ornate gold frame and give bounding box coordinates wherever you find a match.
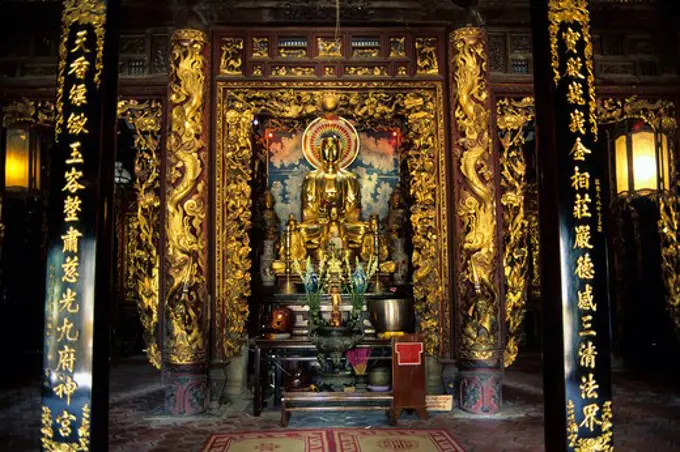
[215,81,450,358]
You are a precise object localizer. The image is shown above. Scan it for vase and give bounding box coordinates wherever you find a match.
[367,367,391,387]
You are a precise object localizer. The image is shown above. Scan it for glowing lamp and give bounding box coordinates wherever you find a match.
[612,120,672,196]
[4,127,40,191]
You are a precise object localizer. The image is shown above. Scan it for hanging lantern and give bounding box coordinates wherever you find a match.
[611,119,673,196]
[4,126,41,191]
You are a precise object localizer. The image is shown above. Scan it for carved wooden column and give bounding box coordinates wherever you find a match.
[449,26,504,414]
[163,25,210,416]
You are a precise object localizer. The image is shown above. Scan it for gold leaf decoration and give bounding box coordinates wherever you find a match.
[216,82,449,357]
[450,27,501,362]
[118,99,163,369]
[497,97,535,367]
[165,28,209,365]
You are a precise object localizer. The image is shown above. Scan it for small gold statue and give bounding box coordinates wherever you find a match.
[329,286,343,327]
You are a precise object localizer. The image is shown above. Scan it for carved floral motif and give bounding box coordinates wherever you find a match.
[497,97,535,367]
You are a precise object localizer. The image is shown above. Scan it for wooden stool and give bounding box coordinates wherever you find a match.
[280,391,396,427]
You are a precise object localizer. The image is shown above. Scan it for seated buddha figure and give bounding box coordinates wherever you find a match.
[301,135,361,224]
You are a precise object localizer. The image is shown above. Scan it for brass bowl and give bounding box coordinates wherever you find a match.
[367,298,414,333]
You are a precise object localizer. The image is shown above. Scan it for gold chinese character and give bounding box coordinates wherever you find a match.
[574,225,594,249]
[580,373,600,399]
[56,317,80,342]
[69,84,88,106]
[571,166,591,190]
[66,142,84,164]
[63,168,85,194]
[578,341,598,369]
[602,401,613,432]
[41,406,53,439]
[58,288,79,314]
[61,227,83,253]
[580,403,603,432]
[570,110,586,135]
[57,345,77,373]
[71,30,90,53]
[56,410,77,437]
[68,56,90,80]
[567,82,586,105]
[565,57,585,79]
[578,284,597,311]
[67,112,88,135]
[54,375,78,406]
[579,315,596,337]
[64,196,82,222]
[575,253,595,279]
[573,193,592,220]
[562,27,581,53]
[570,138,592,161]
[62,256,80,283]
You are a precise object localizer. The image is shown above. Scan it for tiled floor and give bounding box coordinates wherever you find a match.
[1,354,679,451]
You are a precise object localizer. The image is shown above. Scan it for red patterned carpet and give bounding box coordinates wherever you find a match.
[201,429,465,452]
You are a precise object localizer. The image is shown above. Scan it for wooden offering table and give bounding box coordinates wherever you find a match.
[280,391,395,427]
[253,337,392,416]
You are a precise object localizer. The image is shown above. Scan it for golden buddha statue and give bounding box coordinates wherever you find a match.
[301,135,361,223]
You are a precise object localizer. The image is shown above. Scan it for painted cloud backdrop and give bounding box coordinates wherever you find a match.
[268,129,399,230]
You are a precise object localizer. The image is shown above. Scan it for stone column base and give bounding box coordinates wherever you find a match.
[164,363,208,416]
[459,368,503,414]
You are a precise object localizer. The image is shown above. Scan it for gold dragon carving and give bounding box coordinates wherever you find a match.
[165,28,209,365]
[450,27,501,362]
[216,83,448,357]
[118,99,163,369]
[497,97,535,368]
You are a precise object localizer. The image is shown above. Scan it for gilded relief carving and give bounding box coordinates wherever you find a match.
[1,98,55,127]
[390,37,406,58]
[272,66,316,77]
[450,27,501,362]
[497,97,535,367]
[252,37,269,58]
[415,37,438,75]
[165,29,209,365]
[220,37,244,75]
[658,193,680,333]
[216,82,449,357]
[345,66,387,76]
[118,99,163,369]
[318,38,343,58]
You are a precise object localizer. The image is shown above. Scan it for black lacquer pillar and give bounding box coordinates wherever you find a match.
[531,0,614,450]
[40,1,119,450]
